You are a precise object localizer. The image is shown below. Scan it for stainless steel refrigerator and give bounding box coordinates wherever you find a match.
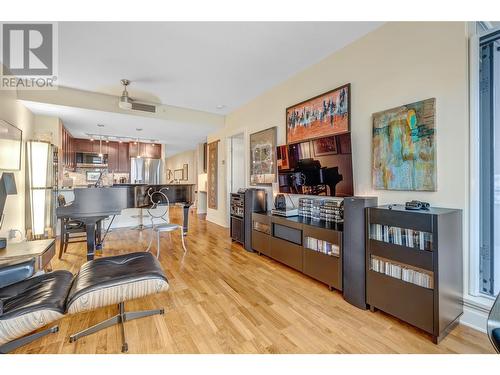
[130,158,162,184]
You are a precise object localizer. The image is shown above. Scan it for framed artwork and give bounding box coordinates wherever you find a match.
[207,140,219,209]
[0,119,23,171]
[286,83,350,144]
[372,98,436,191]
[313,136,338,156]
[250,127,277,185]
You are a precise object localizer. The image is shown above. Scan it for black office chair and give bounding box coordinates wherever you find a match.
[57,194,87,259]
[487,292,500,353]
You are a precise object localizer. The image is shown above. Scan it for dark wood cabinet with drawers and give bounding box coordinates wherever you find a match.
[251,213,343,291]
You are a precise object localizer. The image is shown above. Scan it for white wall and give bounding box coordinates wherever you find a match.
[0,87,35,240]
[206,22,487,329]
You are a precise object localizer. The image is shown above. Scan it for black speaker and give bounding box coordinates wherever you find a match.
[343,196,378,309]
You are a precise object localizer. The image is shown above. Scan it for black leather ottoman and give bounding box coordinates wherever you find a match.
[0,270,73,351]
[66,252,169,352]
[0,252,169,353]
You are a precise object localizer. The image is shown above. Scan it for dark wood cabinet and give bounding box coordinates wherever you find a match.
[92,140,107,154]
[107,141,119,172]
[251,213,343,291]
[147,143,161,159]
[129,142,139,158]
[366,205,463,343]
[118,142,130,173]
[74,138,93,153]
[128,142,161,159]
[71,137,131,173]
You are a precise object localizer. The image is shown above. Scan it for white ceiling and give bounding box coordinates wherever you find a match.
[57,22,383,114]
[22,100,220,157]
[25,22,383,157]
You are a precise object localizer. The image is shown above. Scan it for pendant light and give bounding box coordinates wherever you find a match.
[97,124,104,158]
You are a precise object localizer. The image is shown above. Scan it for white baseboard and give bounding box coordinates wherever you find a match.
[460,298,491,333]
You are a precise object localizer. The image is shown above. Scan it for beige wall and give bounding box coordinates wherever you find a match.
[33,115,62,146]
[0,88,35,239]
[165,149,197,185]
[207,21,469,227]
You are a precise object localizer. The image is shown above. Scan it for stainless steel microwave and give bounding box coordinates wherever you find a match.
[75,152,108,168]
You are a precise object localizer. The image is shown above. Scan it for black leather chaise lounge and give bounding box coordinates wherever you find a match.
[487,292,500,353]
[0,252,169,353]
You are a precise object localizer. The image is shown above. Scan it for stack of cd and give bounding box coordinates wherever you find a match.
[298,198,314,218]
[320,199,344,223]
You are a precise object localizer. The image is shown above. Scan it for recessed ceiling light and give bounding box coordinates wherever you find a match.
[216,104,226,110]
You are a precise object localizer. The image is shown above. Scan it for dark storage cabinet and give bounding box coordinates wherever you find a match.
[251,213,343,291]
[366,205,463,343]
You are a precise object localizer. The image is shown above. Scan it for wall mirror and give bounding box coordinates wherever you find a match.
[0,119,22,171]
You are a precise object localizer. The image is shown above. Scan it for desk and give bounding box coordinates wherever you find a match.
[0,239,55,271]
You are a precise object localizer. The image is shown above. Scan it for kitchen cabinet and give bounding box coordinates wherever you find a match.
[107,141,119,172]
[129,142,139,158]
[92,140,108,154]
[118,142,130,173]
[128,142,160,159]
[146,143,161,159]
[74,138,93,153]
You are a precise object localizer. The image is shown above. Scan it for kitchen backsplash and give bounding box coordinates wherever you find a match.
[62,168,130,187]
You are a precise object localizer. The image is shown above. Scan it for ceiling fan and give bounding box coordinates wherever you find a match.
[118,79,157,113]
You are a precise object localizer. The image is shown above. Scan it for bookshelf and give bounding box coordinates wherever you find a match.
[366,205,463,343]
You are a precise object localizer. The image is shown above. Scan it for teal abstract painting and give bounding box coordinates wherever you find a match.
[372,98,436,191]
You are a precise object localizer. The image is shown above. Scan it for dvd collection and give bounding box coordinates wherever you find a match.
[370,256,433,289]
[305,236,340,257]
[370,223,432,251]
[298,198,343,223]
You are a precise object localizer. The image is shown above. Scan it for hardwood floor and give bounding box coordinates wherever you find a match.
[13,208,494,354]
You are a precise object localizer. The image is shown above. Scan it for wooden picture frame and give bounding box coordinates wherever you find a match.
[312,136,338,156]
[207,140,219,209]
[286,83,350,144]
[249,127,277,185]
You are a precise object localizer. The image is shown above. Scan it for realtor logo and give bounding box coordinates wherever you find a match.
[1,22,58,89]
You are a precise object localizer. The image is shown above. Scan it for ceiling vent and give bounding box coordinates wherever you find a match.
[119,79,157,113]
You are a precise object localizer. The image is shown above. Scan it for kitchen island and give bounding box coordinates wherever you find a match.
[56,183,195,260]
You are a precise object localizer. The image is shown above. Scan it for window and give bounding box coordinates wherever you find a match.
[479,28,500,296]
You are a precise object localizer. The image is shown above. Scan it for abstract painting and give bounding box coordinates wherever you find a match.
[286,83,350,144]
[372,98,436,191]
[250,127,277,185]
[208,140,219,209]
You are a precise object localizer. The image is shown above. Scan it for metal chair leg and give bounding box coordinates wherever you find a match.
[180,227,187,252]
[69,302,164,353]
[0,326,59,354]
[69,314,120,343]
[156,231,160,259]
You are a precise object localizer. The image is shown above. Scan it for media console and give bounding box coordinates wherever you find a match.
[252,212,344,291]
